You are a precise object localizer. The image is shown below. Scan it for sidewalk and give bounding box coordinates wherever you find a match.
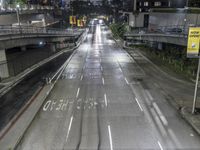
[125,45,200,135]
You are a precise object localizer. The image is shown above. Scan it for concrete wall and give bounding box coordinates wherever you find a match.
[0,49,9,78]
[129,13,146,28]
[149,12,200,29]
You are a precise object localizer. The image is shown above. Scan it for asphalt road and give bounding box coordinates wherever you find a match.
[16,25,200,150]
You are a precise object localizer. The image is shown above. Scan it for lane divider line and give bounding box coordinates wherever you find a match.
[76,88,80,98]
[108,125,113,150]
[104,94,108,107]
[135,98,143,112]
[66,116,74,143]
[157,141,164,150]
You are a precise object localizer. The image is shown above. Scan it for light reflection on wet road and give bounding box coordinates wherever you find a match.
[16,25,200,150]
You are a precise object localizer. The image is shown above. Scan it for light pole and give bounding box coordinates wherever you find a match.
[16,4,21,26]
[186,0,189,7]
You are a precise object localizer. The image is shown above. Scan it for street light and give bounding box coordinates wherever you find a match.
[16,4,21,26]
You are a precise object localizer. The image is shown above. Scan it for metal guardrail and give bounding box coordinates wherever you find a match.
[0,25,83,36]
[125,25,193,36]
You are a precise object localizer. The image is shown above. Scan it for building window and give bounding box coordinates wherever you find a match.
[144,2,149,6]
[154,2,161,6]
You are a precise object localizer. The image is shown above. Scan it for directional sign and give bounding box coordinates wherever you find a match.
[187,27,200,58]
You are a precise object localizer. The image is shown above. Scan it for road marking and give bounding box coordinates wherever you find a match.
[124,77,129,85]
[104,94,108,107]
[66,116,73,142]
[76,88,80,98]
[152,102,168,126]
[145,90,153,101]
[80,75,83,81]
[119,68,122,72]
[108,125,113,150]
[101,66,103,71]
[102,77,105,85]
[157,141,164,150]
[135,98,143,112]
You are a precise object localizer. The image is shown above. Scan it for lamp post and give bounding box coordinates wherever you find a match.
[16,4,21,26]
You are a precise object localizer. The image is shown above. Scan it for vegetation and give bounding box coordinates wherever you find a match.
[110,23,128,39]
[133,44,198,80]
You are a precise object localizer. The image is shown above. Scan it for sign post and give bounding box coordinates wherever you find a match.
[187,27,200,114]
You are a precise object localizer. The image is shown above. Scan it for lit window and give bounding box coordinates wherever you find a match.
[144,2,149,6]
[154,2,161,6]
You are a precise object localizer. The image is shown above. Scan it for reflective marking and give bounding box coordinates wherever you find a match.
[104,94,108,107]
[76,88,80,98]
[80,75,83,81]
[157,141,164,150]
[190,133,194,137]
[66,116,73,142]
[108,125,113,150]
[102,77,105,85]
[153,102,168,126]
[119,68,122,72]
[135,98,143,111]
[124,77,129,84]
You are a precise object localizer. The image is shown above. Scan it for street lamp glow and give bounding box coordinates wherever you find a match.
[16,4,20,8]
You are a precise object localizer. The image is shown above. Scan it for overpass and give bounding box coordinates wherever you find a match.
[0,26,85,78]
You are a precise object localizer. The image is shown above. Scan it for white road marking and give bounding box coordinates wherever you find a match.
[76,88,80,98]
[101,66,103,71]
[190,133,194,137]
[152,102,168,126]
[119,68,122,72]
[124,77,129,85]
[104,94,108,107]
[108,125,113,150]
[157,141,164,150]
[145,90,153,101]
[80,75,83,81]
[135,98,143,112]
[102,77,105,85]
[66,116,73,142]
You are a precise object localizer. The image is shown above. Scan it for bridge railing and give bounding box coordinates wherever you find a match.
[125,25,193,36]
[0,25,83,36]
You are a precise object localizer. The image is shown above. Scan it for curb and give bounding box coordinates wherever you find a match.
[181,107,200,135]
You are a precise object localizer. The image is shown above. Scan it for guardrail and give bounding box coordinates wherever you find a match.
[126,25,193,36]
[0,25,83,36]
[0,4,54,13]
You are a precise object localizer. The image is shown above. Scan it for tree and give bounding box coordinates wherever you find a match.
[189,0,200,7]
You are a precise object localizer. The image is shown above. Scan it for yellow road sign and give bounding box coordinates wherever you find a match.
[187,27,200,58]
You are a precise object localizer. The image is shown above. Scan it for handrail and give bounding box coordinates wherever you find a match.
[0,25,84,36]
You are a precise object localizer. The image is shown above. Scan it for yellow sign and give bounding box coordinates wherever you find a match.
[70,16,76,25]
[77,19,81,27]
[187,27,200,58]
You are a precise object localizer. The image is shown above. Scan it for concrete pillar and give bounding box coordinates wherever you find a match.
[21,46,26,52]
[50,44,56,52]
[0,49,9,78]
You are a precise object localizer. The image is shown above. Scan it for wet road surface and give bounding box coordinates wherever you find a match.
[16,25,200,150]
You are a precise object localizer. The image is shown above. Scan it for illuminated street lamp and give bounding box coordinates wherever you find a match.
[16,4,21,26]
